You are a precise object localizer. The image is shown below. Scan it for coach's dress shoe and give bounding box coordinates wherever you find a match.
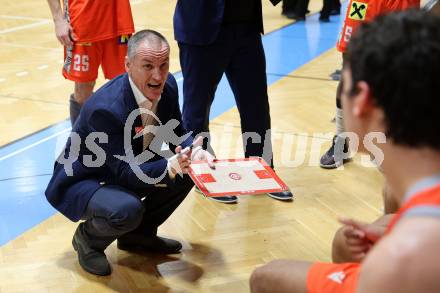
[72,223,111,276]
[209,196,238,204]
[320,135,351,169]
[194,186,238,204]
[267,190,294,201]
[117,234,182,254]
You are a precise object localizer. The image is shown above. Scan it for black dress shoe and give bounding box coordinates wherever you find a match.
[320,135,351,169]
[330,8,340,15]
[194,186,238,204]
[284,11,306,21]
[319,16,330,22]
[267,190,293,201]
[209,196,238,204]
[282,10,295,17]
[291,15,306,21]
[117,234,182,254]
[72,223,111,276]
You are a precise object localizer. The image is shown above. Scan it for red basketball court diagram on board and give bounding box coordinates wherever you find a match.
[188,158,289,197]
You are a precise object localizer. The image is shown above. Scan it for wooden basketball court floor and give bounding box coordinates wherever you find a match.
[0,0,388,292]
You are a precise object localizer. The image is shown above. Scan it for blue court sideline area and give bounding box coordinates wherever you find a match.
[0,13,341,246]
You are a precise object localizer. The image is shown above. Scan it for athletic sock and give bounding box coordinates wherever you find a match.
[69,94,82,126]
[335,98,344,136]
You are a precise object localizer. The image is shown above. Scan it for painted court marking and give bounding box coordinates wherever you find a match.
[0,15,50,21]
[15,71,29,77]
[0,19,51,35]
[0,128,71,162]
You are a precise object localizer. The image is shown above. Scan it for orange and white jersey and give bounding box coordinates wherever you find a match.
[307,177,440,293]
[336,0,420,53]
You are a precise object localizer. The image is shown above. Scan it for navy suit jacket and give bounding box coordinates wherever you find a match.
[45,73,192,221]
[173,0,281,45]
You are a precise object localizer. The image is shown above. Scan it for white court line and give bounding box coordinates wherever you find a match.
[0,128,71,162]
[37,65,49,70]
[16,71,29,77]
[0,19,51,34]
[0,15,50,22]
[0,73,181,160]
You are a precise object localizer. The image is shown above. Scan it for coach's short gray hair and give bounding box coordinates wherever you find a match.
[127,30,169,59]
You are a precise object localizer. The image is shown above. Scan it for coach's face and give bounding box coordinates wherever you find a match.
[126,41,170,101]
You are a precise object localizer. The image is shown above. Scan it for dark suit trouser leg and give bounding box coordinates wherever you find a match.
[282,0,297,12]
[178,35,230,151]
[225,26,273,166]
[332,0,341,11]
[81,178,193,248]
[81,185,144,249]
[295,0,308,17]
[130,175,194,235]
[320,0,332,18]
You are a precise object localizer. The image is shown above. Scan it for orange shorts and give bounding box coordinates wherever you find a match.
[62,35,130,82]
[306,262,360,293]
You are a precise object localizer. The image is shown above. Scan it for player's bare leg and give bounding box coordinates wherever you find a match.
[250,260,311,293]
[70,81,95,125]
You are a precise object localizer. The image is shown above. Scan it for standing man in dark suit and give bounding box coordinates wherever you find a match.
[174,0,293,204]
[45,30,215,276]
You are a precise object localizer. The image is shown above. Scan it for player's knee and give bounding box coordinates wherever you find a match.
[250,262,278,293]
[250,267,266,293]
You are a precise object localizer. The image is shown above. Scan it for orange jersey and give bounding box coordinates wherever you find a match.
[64,0,134,43]
[337,0,420,52]
[307,179,440,293]
[387,181,440,234]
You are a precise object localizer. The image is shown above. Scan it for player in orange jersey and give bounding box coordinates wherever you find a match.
[320,0,419,169]
[250,10,440,292]
[47,0,134,125]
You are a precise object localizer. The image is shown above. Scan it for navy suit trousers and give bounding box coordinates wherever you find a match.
[81,176,194,247]
[179,23,273,166]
